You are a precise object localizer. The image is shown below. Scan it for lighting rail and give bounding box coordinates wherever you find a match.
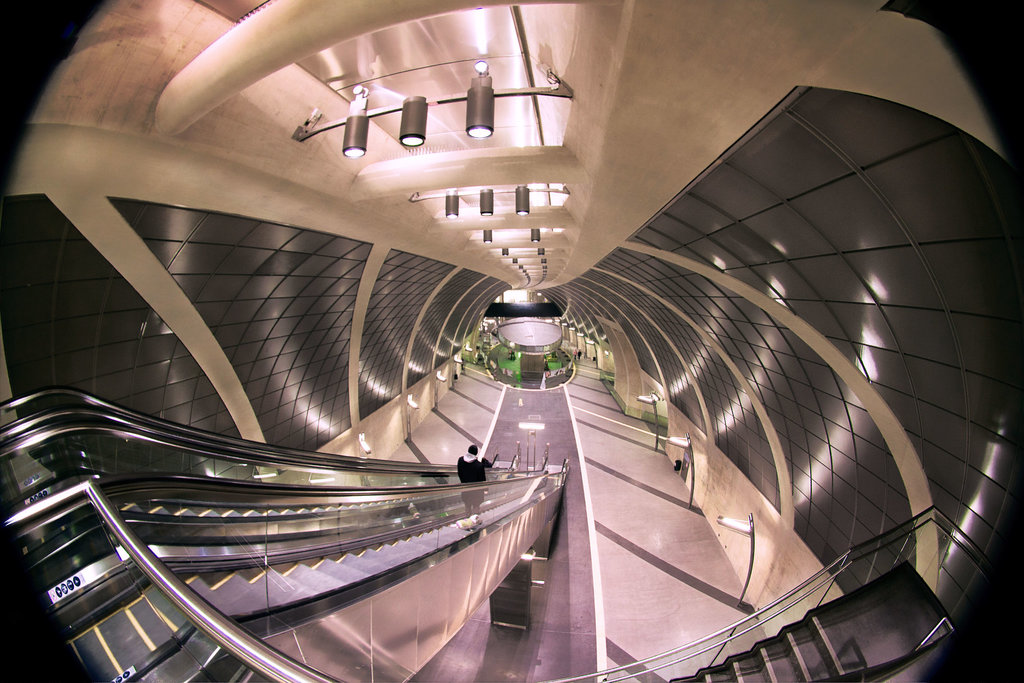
[292,82,575,143]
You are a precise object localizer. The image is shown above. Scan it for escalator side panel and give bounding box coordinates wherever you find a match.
[265,591,374,683]
[274,493,556,681]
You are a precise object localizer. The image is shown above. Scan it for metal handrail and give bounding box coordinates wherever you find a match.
[546,506,987,683]
[0,386,455,475]
[11,466,568,682]
[26,480,334,683]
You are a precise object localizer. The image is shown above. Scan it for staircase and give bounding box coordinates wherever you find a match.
[674,562,951,682]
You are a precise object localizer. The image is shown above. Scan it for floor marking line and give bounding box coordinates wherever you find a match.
[573,406,657,437]
[596,521,752,614]
[586,458,692,512]
[451,385,499,414]
[564,383,608,671]
[605,638,670,683]
[432,406,481,446]
[480,384,508,460]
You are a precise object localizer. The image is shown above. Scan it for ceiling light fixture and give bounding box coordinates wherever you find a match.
[445,190,459,219]
[537,248,545,255]
[531,228,541,242]
[501,248,509,256]
[342,85,369,158]
[516,185,530,215]
[399,95,427,147]
[480,188,494,216]
[466,60,494,139]
[512,258,518,264]
[483,229,493,244]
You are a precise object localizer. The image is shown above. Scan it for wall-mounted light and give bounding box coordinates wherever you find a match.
[667,434,691,448]
[515,185,530,215]
[342,86,369,158]
[717,513,755,607]
[718,515,752,535]
[358,432,372,455]
[466,60,494,139]
[446,190,459,219]
[407,394,419,409]
[531,228,541,243]
[480,188,494,216]
[399,95,427,147]
[436,370,447,382]
[482,229,493,243]
[669,433,694,509]
[636,394,661,451]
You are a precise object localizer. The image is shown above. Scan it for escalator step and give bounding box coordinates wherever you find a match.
[235,568,267,584]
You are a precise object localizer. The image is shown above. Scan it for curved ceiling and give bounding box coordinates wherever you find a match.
[1,1,1022,667]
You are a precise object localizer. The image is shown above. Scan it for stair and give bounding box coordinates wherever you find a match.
[674,562,949,682]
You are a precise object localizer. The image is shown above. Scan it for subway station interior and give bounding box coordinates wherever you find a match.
[1,1,1021,681]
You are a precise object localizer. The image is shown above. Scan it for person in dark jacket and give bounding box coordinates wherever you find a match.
[457,444,492,521]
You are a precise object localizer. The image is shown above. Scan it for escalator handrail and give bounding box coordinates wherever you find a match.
[1,386,456,475]
[1,403,458,476]
[545,505,988,683]
[46,479,335,683]
[1,415,458,479]
[7,468,568,682]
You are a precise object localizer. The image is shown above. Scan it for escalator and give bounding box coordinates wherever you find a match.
[1,387,529,516]
[2,389,567,681]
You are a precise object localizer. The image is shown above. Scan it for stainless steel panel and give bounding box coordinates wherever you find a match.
[414,551,453,670]
[293,598,373,683]
[371,576,421,682]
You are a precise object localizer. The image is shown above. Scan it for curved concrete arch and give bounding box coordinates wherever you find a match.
[401,268,463,397]
[154,0,612,135]
[348,243,391,427]
[561,284,713,440]
[561,280,672,397]
[5,137,264,442]
[589,269,795,525]
[623,243,932,517]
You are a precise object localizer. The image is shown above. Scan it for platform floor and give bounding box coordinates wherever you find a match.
[399,363,748,682]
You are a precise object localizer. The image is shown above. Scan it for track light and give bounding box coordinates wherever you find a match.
[343,86,369,158]
[480,189,494,216]
[501,248,509,256]
[516,185,530,215]
[483,229,493,244]
[446,191,459,219]
[531,228,541,242]
[399,95,427,147]
[466,61,494,139]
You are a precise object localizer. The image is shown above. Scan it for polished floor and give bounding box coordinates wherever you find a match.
[396,362,749,682]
